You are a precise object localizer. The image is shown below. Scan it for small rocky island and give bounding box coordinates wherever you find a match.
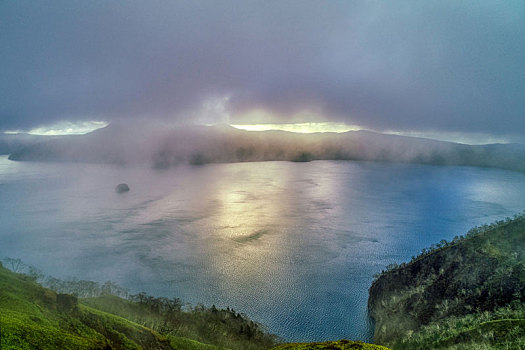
[115,183,130,193]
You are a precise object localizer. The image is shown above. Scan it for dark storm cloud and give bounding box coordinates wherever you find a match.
[1,1,524,139]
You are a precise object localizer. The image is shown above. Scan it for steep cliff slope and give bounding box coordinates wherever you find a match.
[368,215,525,347]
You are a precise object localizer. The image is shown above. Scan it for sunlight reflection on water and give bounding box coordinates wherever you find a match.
[0,156,524,341]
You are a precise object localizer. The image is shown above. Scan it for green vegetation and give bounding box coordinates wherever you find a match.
[80,294,277,350]
[368,213,525,349]
[394,306,525,349]
[0,264,175,349]
[0,263,278,349]
[270,340,390,349]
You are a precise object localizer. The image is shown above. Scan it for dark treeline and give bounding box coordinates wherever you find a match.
[1,258,129,299]
[1,259,279,349]
[372,212,525,280]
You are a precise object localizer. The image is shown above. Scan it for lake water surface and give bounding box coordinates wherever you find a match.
[1,155,524,341]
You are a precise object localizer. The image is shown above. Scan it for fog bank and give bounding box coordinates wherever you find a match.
[7,123,525,173]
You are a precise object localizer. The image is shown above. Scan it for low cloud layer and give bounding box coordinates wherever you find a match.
[1,1,524,141]
[7,124,525,173]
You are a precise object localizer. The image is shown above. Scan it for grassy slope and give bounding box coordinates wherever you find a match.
[368,215,525,349]
[80,295,277,350]
[394,310,525,349]
[0,265,221,350]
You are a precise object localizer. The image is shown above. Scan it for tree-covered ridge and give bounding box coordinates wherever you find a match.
[0,263,278,349]
[372,213,525,281]
[393,305,525,349]
[80,295,277,350]
[368,213,525,348]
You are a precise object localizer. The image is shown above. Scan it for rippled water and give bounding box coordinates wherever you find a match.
[1,155,524,341]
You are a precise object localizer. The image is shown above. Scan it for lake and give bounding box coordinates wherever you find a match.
[1,155,524,341]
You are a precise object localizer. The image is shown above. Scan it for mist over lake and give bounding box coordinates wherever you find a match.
[1,155,524,342]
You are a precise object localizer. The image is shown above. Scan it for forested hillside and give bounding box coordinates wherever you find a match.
[369,214,525,349]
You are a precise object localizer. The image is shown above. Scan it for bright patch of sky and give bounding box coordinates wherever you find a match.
[231,122,362,133]
[4,121,108,135]
[232,122,514,144]
[386,130,514,145]
[2,117,514,145]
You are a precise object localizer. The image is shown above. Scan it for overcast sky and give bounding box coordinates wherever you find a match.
[1,1,524,141]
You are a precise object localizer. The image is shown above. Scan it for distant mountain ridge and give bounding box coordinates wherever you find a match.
[0,134,55,155]
[7,123,525,172]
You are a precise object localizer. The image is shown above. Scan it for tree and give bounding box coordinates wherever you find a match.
[27,266,44,281]
[3,257,25,273]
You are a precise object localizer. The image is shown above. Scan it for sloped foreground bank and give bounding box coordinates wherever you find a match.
[0,264,278,350]
[369,214,525,349]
